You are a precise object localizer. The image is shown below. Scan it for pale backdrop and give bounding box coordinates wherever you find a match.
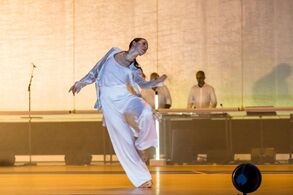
[0,0,292,111]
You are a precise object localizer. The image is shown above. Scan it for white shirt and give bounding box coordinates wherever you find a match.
[187,83,217,108]
[141,85,172,109]
[76,47,158,110]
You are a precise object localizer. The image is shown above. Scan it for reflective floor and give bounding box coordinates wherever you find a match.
[0,164,292,194]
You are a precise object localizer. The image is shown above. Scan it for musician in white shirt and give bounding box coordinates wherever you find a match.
[187,71,217,108]
[141,72,172,109]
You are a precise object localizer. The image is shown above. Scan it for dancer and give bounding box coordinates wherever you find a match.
[69,38,166,188]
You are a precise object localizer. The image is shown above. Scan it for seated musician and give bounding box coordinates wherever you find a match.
[187,70,217,109]
[141,72,172,109]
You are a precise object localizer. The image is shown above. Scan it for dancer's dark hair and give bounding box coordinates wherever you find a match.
[128,38,146,72]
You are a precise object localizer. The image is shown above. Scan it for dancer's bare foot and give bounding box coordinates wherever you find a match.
[138,149,150,163]
[139,180,152,188]
[137,147,155,163]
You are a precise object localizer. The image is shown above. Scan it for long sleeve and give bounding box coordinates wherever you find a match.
[187,87,195,105]
[210,87,217,108]
[76,47,117,90]
[163,86,172,106]
[130,66,159,89]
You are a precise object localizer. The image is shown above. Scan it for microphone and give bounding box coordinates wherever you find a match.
[28,63,36,92]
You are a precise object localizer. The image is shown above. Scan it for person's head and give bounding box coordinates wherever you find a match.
[150,72,159,80]
[128,38,148,56]
[196,71,205,87]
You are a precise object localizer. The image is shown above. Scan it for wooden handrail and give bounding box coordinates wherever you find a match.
[0,110,100,115]
[0,106,292,115]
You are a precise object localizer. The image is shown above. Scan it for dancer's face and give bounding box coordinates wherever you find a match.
[133,39,148,55]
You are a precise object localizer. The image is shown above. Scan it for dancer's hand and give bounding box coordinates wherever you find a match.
[156,74,167,83]
[68,82,81,95]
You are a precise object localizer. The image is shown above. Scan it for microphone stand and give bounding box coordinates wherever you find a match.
[24,64,37,166]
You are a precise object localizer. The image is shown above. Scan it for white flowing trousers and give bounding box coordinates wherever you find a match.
[100,85,157,187]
